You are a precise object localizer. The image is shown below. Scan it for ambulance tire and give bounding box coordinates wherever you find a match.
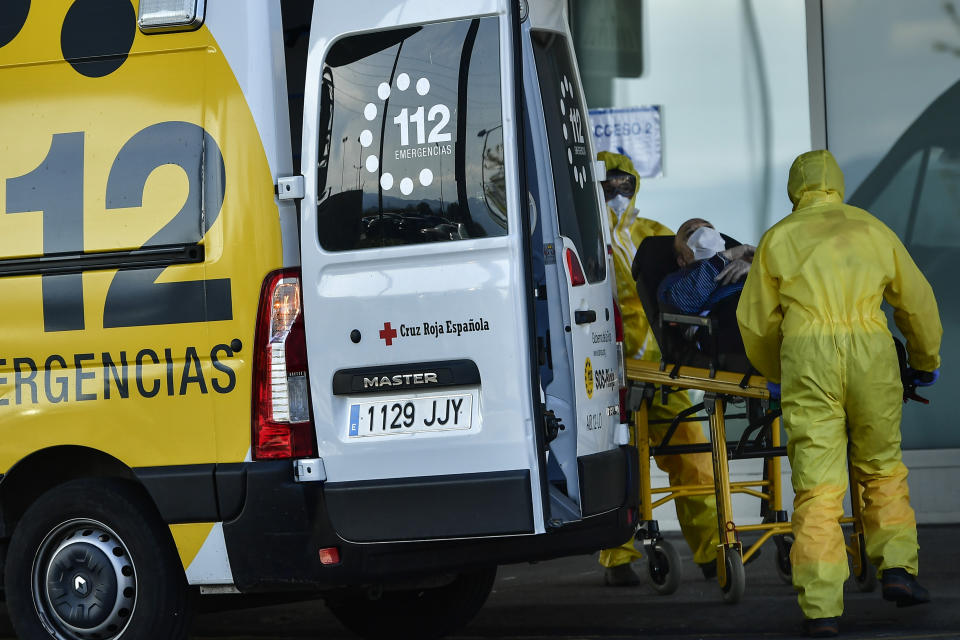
[326,566,497,640]
[5,478,192,640]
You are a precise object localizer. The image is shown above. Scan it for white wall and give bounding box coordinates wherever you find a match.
[599,0,812,246]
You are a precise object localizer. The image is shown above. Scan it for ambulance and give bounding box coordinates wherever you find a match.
[0,1,636,638]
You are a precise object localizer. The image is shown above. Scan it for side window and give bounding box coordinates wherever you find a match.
[910,147,960,248]
[531,30,606,283]
[317,18,506,251]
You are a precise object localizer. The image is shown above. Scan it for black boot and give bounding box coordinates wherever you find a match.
[803,617,839,637]
[604,563,641,586]
[881,568,931,607]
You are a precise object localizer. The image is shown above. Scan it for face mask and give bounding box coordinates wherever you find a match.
[686,226,726,261]
[608,194,631,217]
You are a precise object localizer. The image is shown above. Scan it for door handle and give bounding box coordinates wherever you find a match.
[574,309,597,325]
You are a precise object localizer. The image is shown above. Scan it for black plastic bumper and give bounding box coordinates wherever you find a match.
[220,446,637,593]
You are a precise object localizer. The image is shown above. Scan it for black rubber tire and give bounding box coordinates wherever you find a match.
[774,534,794,585]
[851,533,878,593]
[326,567,497,640]
[646,539,682,595]
[5,478,192,640]
[720,550,746,604]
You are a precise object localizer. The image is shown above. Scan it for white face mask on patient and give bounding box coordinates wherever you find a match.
[686,226,726,261]
[607,194,631,217]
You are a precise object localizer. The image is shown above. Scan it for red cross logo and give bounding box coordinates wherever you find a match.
[379,322,398,346]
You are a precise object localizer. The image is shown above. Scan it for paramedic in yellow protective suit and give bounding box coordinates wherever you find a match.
[597,151,719,586]
[737,150,941,638]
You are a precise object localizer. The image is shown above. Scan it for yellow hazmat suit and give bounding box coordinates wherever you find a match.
[737,150,942,619]
[597,151,719,569]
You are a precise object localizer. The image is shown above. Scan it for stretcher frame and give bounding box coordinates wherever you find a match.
[625,358,876,603]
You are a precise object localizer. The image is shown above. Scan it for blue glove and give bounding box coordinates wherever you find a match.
[913,369,939,387]
[766,381,781,399]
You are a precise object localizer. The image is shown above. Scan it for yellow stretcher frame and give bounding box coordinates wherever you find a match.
[626,359,876,603]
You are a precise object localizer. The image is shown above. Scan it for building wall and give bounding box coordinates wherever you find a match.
[573,0,813,247]
[569,0,959,523]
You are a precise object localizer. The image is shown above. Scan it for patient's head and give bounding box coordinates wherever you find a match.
[674,218,715,267]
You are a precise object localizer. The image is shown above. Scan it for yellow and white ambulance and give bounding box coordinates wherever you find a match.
[0,1,636,638]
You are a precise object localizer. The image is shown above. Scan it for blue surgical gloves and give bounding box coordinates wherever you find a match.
[766,381,781,399]
[913,369,940,387]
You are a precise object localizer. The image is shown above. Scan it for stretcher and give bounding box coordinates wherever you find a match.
[624,235,877,603]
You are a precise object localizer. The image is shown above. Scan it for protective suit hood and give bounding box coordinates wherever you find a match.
[787,149,845,210]
[599,150,641,222]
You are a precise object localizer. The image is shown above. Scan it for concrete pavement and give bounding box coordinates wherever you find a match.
[0,525,955,639]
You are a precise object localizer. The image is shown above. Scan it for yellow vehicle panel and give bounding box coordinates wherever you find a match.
[0,3,282,482]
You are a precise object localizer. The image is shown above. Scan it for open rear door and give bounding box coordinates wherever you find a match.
[298,0,550,541]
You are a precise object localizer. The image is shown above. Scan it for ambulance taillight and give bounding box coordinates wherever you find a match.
[565,248,586,287]
[613,297,627,420]
[253,269,317,460]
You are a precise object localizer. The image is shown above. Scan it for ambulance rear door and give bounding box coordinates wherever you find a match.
[299,0,551,541]
[523,2,626,519]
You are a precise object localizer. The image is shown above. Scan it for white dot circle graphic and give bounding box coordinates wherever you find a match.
[560,100,566,116]
[366,155,379,173]
[560,80,566,97]
[377,82,391,100]
[359,130,373,147]
[400,177,414,195]
[562,123,568,140]
[416,77,430,95]
[380,173,394,190]
[567,148,573,165]
[364,103,377,120]
[419,168,434,186]
[397,73,410,91]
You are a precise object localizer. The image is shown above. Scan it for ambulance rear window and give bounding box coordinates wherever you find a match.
[317,18,507,250]
[531,31,606,284]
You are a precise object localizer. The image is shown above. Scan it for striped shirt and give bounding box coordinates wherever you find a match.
[658,255,744,315]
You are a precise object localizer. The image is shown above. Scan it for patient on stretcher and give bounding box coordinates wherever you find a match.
[631,219,755,373]
[658,218,755,315]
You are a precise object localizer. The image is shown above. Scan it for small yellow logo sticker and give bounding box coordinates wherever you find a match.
[584,357,594,399]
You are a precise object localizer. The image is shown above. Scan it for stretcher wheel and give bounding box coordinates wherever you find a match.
[645,539,682,595]
[720,550,745,604]
[774,534,793,585]
[851,533,877,593]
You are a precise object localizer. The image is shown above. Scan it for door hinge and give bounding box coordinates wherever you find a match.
[276,175,305,201]
[542,408,565,445]
[293,457,326,482]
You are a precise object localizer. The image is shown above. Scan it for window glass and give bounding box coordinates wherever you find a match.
[317,18,506,251]
[862,150,922,239]
[532,30,606,283]
[568,0,643,108]
[910,147,960,248]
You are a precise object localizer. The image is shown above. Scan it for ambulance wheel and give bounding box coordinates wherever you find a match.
[852,533,877,593]
[645,539,682,595]
[774,534,794,585]
[4,478,191,640]
[326,566,497,640]
[719,550,745,604]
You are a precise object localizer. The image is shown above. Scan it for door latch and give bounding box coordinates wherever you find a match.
[574,309,597,325]
[276,175,305,201]
[293,457,326,482]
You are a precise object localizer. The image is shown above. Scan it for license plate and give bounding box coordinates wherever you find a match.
[348,394,473,437]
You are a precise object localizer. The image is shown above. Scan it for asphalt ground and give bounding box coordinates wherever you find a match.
[0,525,955,639]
